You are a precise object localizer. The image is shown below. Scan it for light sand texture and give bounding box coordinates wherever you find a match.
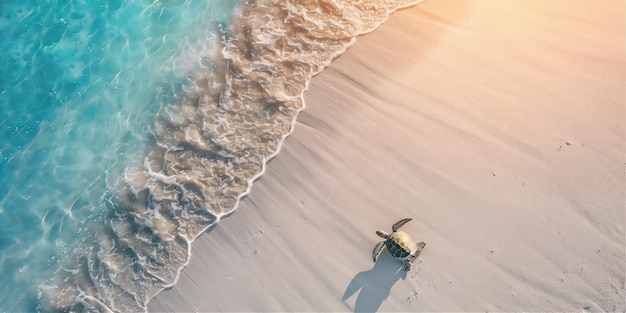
[149,0,625,311]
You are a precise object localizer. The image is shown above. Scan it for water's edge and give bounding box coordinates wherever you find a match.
[37,1,422,311]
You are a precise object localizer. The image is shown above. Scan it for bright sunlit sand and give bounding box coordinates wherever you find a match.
[148,1,624,312]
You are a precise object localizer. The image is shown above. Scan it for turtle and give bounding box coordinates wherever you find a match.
[372,217,426,271]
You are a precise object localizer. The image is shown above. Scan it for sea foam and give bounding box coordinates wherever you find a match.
[37,0,421,311]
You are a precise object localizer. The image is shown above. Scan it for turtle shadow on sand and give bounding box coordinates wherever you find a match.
[342,252,414,313]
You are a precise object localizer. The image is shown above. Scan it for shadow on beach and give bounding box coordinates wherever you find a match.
[342,253,409,313]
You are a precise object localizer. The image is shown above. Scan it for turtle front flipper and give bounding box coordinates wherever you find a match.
[372,241,385,262]
[392,218,413,232]
[376,230,389,239]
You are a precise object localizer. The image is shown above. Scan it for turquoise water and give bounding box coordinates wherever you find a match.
[0,1,235,311]
[1,0,420,311]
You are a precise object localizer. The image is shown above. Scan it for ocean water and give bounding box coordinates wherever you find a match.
[0,0,419,311]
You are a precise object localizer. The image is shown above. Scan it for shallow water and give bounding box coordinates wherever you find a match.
[0,1,235,311]
[0,0,419,311]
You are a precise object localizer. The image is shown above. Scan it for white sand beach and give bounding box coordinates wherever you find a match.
[149,1,625,312]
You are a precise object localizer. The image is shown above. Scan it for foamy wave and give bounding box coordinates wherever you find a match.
[38,0,421,311]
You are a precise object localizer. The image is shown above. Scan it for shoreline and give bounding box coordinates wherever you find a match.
[149,1,625,311]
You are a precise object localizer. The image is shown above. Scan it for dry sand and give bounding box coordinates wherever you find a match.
[149,0,625,311]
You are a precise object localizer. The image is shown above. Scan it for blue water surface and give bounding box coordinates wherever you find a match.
[0,1,236,311]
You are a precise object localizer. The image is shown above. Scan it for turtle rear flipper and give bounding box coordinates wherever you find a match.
[402,260,411,272]
[372,241,385,262]
[392,218,412,232]
[416,241,426,251]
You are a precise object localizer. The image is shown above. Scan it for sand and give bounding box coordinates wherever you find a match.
[148,0,625,312]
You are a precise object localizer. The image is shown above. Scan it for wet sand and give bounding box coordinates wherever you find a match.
[149,1,625,311]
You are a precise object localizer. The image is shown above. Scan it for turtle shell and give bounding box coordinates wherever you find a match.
[385,231,414,260]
